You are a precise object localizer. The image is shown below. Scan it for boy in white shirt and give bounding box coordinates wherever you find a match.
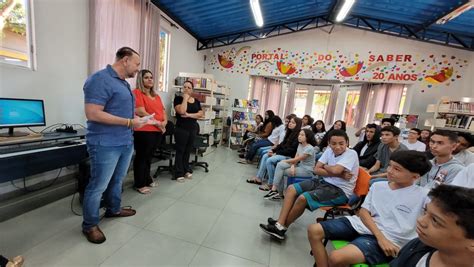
[259,130,359,240]
[451,163,474,188]
[453,132,474,166]
[402,128,427,152]
[308,150,431,266]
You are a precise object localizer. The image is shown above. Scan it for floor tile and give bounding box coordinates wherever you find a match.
[189,246,266,267]
[180,183,235,210]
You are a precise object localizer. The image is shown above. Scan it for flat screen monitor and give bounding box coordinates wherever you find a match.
[0,98,46,137]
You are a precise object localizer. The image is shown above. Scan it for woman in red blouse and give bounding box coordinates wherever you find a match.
[133,70,167,194]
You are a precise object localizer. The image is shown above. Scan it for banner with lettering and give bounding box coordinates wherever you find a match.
[208,46,469,92]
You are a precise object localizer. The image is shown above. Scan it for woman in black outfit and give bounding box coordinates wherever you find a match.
[352,123,381,169]
[173,81,204,182]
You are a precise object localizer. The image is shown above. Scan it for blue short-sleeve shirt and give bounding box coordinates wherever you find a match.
[83,65,135,146]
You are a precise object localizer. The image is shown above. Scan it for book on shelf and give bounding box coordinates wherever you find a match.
[438,101,474,114]
[437,114,474,130]
[175,76,209,89]
[232,98,259,109]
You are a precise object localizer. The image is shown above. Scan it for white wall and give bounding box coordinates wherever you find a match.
[159,16,204,112]
[0,0,89,128]
[205,26,474,127]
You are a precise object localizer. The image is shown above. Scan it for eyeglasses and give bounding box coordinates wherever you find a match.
[408,132,419,135]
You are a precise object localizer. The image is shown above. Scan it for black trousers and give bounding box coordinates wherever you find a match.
[133,131,162,188]
[0,255,8,267]
[174,126,197,178]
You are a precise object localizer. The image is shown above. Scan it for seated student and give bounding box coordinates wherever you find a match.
[308,150,431,267]
[419,130,464,189]
[259,130,359,240]
[256,114,296,159]
[390,184,474,267]
[453,132,474,166]
[451,163,474,188]
[318,120,347,152]
[353,123,381,169]
[246,117,302,186]
[368,126,408,180]
[355,118,396,143]
[302,115,314,130]
[240,114,264,152]
[264,129,317,200]
[312,120,326,145]
[402,128,427,152]
[240,116,284,164]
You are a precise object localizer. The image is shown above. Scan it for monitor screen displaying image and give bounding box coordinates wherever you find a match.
[0,98,46,136]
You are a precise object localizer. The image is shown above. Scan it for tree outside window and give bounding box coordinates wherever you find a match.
[158,29,170,92]
[0,0,34,68]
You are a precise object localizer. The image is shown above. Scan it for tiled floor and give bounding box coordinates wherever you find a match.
[0,147,324,266]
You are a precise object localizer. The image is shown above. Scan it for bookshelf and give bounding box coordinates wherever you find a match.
[172,73,231,149]
[228,100,260,149]
[425,97,474,133]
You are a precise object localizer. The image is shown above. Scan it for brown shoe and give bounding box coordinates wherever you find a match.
[104,207,136,218]
[82,226,106,244]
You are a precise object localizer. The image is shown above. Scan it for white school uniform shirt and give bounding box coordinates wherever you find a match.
[454,149,474,166]
[318,147,359,198]
[401,140,426,152]
[451,163,474,188]
[345,182,429,248]
[267,124,285,145]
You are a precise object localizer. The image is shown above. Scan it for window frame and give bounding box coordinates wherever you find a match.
[0,0,36,70]
[158,27,170,92]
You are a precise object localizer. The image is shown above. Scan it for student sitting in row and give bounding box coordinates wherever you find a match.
[308,150,431,267]
[390,184,474,267]
[246,117,301,186]
[419,130,464,189]
[368,126,408,181]
[401,128,427,152]
[302,115,314,130]
[312,120,326,145]
[318,120,347,152]
[453,132,474,166]
[259,130,359,240]
[353,123,381,169]
[263,129,317,200]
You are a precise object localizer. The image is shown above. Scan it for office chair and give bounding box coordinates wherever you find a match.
[189,124,209,172]
[153,121,175,178]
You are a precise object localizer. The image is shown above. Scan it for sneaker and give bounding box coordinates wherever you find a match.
[263,190,278,199]
[184,172,193,179]
[238,159,248,164]
[267,217,278,225]
[269,194,283,201]
[239,154,245,158]
[259,223,286,240]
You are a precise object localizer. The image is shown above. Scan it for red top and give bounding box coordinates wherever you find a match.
[133,89,165,132]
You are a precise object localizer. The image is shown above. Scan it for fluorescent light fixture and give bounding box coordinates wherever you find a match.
[436,1,473,24]
[4,58,22,62]
[250,0,264,27]
[335,0,355,22]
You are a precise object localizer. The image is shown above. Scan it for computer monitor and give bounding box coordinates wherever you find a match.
[0,98,46,137]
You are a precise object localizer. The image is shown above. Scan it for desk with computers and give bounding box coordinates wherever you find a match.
[0,97,88,183]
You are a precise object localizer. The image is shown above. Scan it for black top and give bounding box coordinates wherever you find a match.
[273,135,299,157]
[353,140,380,169]
[174,95,202,129]
[390,238,436,267]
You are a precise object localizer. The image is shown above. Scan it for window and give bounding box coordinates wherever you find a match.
[158,29,170,92]
[398,86,408,114]
[292,88,308,117]
[311,90,331,121]
[0,0,35,69]
[343,89,361,126]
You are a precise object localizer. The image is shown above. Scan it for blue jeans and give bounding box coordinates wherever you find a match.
[245,139,273,161]
[257,146,272,158]
[256,154,288,180]
[82,144,134,231]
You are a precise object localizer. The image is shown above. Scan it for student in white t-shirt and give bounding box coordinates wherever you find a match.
[259,130,359,240]
[391,184,474,267]
[451,163,474,188]
[402,128,427,152]
[308,150,432,266]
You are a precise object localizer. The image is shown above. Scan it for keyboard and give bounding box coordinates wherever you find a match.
[0,139,83,155]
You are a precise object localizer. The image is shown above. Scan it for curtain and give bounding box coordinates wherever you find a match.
[353,83,371,128]
[284,82,296,116]
[324,85,340,126]
[361,83,405,125]
[264,79,282,115]
[89,0,160,88]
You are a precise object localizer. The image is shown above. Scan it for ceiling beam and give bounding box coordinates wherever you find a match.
[413,0,469,33]
[151,0,200,40]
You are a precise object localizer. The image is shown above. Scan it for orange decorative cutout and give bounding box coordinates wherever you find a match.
[339,61,364,77]
[424,67,453,84]
[218,54,234,68]
[277,61,296,75]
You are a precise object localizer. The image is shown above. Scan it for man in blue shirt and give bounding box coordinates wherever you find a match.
[82,47,147,244]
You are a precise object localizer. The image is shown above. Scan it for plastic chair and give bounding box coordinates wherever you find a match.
[330,240,389,267]
[319,167,371,222]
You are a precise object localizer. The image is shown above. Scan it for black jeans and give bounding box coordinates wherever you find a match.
[174,125,197,178]
[133,131,162,188]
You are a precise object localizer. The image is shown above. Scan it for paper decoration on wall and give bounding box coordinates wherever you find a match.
[208,47,469,91]
[339,61,364,77]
